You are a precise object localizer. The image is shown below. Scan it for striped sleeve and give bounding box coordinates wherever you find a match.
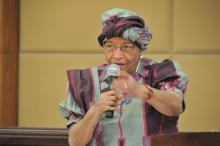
[171,60,188,97]
[59,82,85,127]
[153,59,188,98]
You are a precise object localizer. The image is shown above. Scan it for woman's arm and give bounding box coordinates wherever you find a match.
[139,85,183,116]
[68,106,100,146]
[112,71,184,117]
[68,90,117,146]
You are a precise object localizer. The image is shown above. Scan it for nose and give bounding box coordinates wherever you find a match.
[112,48,124,59]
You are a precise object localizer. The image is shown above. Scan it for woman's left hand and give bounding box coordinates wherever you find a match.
[111,70,144,98]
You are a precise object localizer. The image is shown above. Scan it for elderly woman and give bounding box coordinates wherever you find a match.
[59,8,188,146]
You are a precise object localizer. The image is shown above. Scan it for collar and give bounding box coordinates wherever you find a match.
[135,58,155,78]
[98,58,155,82]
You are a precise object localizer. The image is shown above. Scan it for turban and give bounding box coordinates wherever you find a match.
[98,8,152,51]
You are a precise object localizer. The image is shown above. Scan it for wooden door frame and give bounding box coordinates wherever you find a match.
[0,0,19,126]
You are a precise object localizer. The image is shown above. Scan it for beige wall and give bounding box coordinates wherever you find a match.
[19,0,220,131]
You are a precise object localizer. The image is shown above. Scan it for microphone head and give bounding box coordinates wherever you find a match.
[106,64,120,78]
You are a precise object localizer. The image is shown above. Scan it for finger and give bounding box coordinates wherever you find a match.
[118,70,130,79]
[102,100,117,106]
[102,90,115,96]
[122,80,128,90]
[112,79,125,89]
[100,95,116,101]
[116,94,125,100]
[104,105,118,111]
[98,101,117,111]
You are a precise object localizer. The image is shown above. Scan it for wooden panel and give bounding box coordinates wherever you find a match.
[0,0,3,50]
[150,132,220,146]
[0,54,18,126]
[0,0,19,126]
[0,127,68,146]
[0,128,219,146]
[0,0,19,53]
[174,0,220,53]
[174,55,220,132]
[21,0,172,53]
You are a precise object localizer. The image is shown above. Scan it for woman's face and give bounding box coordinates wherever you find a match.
[103,37,142,73]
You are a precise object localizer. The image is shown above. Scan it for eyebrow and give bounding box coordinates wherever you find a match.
[105,40,133,44]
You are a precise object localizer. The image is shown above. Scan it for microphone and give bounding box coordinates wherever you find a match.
[105,64,120,118]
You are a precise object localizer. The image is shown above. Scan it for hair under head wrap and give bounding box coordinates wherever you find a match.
[98,8,152,51]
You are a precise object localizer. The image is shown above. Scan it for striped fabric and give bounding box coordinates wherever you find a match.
[59,58,188,146]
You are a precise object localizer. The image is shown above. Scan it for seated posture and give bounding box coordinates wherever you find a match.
[59,8,188,146]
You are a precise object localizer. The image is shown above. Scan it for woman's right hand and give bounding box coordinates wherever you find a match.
[93,90,118,117]
[68,90,118,146]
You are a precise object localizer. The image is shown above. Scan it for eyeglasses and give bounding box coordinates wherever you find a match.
[103,43,136,54]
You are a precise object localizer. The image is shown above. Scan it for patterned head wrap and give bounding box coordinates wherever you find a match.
[98,8,152,51]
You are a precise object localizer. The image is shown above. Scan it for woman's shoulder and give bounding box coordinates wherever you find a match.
[155,59,185,73]
[141,57,187,77]
[142,58,181,68]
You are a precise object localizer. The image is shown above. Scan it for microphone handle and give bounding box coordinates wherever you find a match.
[105,76,117,118]
[105,110,114,118]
